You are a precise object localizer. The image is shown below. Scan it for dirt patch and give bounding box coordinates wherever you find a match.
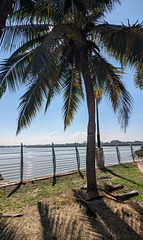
[138,162,143,173]
[0,191,143,240]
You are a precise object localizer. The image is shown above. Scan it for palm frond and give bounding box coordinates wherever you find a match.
[0,81,7,99]
[107,80,133,131]
[0,49,35,91]
[134,64,143,90]
[16,68,61,134]
[0,23,50,51]
[22,24,85,81]
[82,0,121,12]
[89,53,133,130]
[62,67,84,130]
[94,22,143,67]
[16,75,45,135]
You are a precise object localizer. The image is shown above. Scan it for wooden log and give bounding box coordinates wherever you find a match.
[117,190,139,200]
[103,181,124,192]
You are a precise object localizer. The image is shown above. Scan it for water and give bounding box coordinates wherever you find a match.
[0,145,141,182]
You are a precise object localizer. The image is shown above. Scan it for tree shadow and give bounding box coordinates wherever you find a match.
[79,170,84,179]
[52,176,56,186]
[73,190,143,240]
[37,200,110,239]
[7,182,22,198]
[0,197,142,239]
[128,201,143,215]
[100,167,142,186]
[0,217,24,240]
[120,163,129,168]
[37,201,56,239]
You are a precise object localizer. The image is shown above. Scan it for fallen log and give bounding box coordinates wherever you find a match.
[103,181,124,192]
[117,190,139,200]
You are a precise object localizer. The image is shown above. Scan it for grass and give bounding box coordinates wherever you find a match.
[0,162,143,213]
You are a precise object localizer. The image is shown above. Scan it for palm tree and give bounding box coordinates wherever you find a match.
[0,0,15,37]
[0,0,143,193]
[95,88,102,148]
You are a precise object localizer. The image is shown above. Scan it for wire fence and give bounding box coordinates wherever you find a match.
[0,143,141,183]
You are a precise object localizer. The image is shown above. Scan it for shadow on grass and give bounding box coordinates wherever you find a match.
[79,170,84,179]
[100,167,142,186]
[37,200,106,239]
[128,201,143,215]
[73,190,143,240]
[120,163,129,168]
[37,201,56,240]
[7,182,22,198]
[0,198,142,240]
[52,176,56,186]
[0,217,24,240]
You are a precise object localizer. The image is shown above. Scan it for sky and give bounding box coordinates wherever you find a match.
[0,0,143,145]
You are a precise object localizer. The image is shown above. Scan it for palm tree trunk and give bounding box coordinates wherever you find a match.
[80,48,98,194]
[96,100,101,148]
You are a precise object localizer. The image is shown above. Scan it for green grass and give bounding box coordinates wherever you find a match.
[97,163,143,202]
[0,163,143,213]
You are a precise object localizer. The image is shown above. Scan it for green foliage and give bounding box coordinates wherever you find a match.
[0,163,143,213]
[0,0,138,133]
[135,146,143,157]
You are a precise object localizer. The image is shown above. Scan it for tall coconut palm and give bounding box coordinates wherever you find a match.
[0,0,143,193]
[95,89,102,148]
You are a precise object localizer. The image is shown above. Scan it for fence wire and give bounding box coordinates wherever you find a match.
[0,144,141,183]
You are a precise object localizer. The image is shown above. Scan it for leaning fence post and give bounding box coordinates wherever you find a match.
[75,142,80,172]
[130,144,135,162]
[116,143,121,164]
[20,143,23,182]
[52,143,56,185]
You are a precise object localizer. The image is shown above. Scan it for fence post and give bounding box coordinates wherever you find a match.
[52,143,56,185]
[75,142,80,172]
[116,143,121,164]
[130,144,135,162]
[20,143,23,182]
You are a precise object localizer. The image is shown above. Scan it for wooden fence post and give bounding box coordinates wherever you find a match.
[20,143,23,182]
[75,143,80,172]
[116,144,121,164]
[130,144,135,162]
[52,143,56,185]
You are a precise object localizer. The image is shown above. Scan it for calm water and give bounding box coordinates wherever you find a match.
[0,145,141,182]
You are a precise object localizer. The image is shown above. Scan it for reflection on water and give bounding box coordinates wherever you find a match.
[0,145,141,182]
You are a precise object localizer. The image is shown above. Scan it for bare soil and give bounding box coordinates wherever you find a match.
[0,190,143,240]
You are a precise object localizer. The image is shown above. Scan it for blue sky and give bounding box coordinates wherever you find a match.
[0,0,143,145]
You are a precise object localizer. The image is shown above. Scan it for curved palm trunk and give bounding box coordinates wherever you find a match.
[80,49,98,194]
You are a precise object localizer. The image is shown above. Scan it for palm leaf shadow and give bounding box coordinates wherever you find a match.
[7,182,22,198]
[73,189,143,240]
[0,217,24,240]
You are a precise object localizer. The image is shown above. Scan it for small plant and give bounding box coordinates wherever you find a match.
[135,146,143,158]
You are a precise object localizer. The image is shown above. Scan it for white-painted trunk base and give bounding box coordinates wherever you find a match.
[96,147,105,168]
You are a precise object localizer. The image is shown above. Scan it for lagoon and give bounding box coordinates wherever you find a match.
[0,145,141,182]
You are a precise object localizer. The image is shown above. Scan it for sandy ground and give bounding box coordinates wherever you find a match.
[0,190,143,240]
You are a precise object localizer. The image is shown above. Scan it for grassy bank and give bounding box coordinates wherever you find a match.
[0,162,143,213]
